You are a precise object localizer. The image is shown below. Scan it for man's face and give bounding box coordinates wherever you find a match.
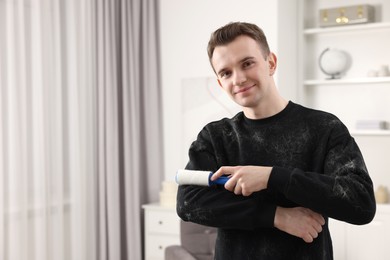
[211,35,276,109]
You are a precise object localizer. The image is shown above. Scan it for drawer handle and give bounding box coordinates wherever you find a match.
[158,220,163,225]
[159,245,163,250]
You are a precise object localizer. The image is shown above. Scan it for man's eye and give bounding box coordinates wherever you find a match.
[220,72,231,78]
[243,61,254,68]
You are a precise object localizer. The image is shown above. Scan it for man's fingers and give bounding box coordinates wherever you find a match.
[309,228,319,239]
[224,176,237,191]
[233,181,242,195]
[302,227,319,243]
[210,168,223,181]
[211,166,236,181]
[311,213,325,226]
[304,211,324,243]
[303,234,314,243]
[306,209,325,227]
[314,222,323,233]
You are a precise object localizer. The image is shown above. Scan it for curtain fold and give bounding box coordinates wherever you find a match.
[95,0,163,259]
[1,0,162,259]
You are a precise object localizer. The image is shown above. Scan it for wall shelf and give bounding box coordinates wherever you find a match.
[304,22,390,35]
[351,130,390,136]
[304,77,390,86]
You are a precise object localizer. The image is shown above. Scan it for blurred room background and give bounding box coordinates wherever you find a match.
[1,0,390,260]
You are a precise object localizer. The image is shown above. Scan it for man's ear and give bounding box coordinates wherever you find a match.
[268,52,277,76]
[217,78,222,87]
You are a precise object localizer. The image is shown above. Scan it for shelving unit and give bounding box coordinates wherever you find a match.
[351,130,390,137]
[351,130,390,136]
[301,17,390,89]
[298,1,390,258]
[298,0,390,131]
[304,76,390,86]
[303,21,390,34]
[300,26,390,86]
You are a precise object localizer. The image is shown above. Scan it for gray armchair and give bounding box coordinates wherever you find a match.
[165,220,217,260]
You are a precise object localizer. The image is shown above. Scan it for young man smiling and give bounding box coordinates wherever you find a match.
[177,22,376,260]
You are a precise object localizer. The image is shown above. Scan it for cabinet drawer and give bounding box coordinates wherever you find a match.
[145,210,180,235]
[145,234,180,259]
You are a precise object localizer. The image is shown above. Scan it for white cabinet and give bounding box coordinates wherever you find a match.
[142,203,180,260]
[330,205,390,260]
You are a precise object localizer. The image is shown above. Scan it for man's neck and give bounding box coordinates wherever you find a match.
[243,96,288,120]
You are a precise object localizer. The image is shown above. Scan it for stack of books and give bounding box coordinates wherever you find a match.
[159,181,178,208]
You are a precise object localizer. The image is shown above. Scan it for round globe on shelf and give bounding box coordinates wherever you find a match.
[319,48,351,79]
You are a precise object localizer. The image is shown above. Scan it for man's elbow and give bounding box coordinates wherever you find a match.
[361,203,376,224]
[350,202,376,225]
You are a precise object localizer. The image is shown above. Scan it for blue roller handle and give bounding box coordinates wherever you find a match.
[208,173,229,186]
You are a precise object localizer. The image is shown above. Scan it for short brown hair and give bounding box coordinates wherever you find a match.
[207,22,270,63]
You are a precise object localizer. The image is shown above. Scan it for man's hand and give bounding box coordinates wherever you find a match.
[274,207,325,243]
[211,165,272,196]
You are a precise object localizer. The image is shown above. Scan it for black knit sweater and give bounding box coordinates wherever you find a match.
[177,101,376,260]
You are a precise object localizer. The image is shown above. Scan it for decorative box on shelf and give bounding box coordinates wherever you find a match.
[319,4,375,27]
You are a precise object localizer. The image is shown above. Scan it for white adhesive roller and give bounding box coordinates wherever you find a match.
[176,169,229,186]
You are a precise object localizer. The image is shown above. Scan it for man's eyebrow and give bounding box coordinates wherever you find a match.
[240,56,255,63]
[216,56,256,76]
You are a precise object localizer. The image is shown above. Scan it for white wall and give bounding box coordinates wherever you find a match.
[159,0,299,181]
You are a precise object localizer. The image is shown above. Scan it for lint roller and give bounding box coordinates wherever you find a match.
[175,169,229,186]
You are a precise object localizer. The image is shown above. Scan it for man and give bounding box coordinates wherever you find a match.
[176,22,376,260]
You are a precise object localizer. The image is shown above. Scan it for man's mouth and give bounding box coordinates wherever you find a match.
[234,85,254,95]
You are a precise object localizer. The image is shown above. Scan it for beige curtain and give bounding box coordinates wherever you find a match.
[0,0,163,259]
[95,0,164,259]
[0,0,96,259]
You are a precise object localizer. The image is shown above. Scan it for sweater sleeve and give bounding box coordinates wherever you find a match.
[268,123,376,225]
[177,127,277,229]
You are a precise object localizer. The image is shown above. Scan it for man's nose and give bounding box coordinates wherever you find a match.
[232,71,247,86]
